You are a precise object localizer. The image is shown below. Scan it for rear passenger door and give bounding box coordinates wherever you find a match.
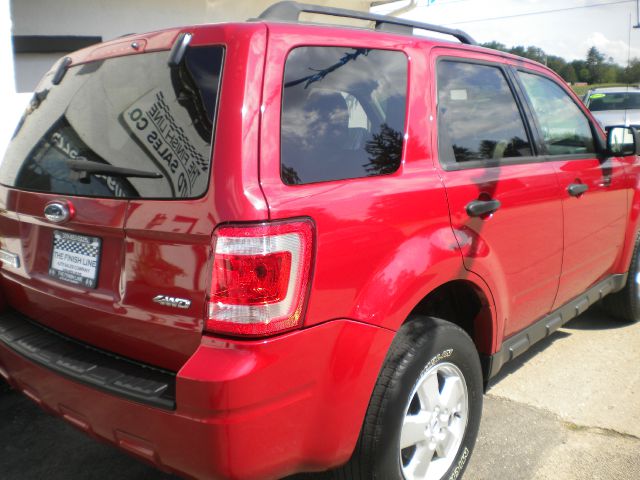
[433,52,564,338]
[514,70,628,309]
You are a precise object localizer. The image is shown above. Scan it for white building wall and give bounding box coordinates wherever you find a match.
[14,53,59,92]
[11,0,376,91]
[13,0,209,38]
[1,1,29,158]
[12,0,212,92]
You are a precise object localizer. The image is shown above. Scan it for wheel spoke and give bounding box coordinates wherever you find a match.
[408,443,436,479]
[439,376,464,411]
[448,414,465,439]
[417,373,440,410]
[401,413,429,449]
[435,428,457,459]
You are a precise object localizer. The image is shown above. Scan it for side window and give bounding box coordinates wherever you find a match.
[437,61,533,164]
[517,71,595,156]
[281,47,407,185]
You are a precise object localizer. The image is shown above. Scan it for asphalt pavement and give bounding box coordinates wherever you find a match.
[1,306,638,480]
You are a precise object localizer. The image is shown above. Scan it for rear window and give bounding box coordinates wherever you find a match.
[281,47,408,185]
[1,46,224,199]
[588,92,640,111]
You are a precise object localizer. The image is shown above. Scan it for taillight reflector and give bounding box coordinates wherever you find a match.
[206,219,314,337]
[212,252,292,305]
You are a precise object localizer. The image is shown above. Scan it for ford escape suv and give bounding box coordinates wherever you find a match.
[1,2,639,480]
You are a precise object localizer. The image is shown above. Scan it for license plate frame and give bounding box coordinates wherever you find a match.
[49,230,102,289]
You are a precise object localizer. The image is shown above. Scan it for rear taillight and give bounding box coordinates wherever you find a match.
[206,219,314,336]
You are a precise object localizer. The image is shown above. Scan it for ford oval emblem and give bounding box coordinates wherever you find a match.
[44,201,72,223]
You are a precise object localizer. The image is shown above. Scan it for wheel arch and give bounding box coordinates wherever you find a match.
[616,164,640,273]
[406,279,495,357]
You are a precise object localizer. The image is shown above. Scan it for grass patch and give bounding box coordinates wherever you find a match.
[570,83,633,96]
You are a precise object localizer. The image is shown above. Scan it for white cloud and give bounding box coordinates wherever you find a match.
[378,0,639,65]
[585,32,640,64]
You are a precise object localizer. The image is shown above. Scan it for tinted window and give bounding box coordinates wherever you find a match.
[281,47,407,185]
[588,92,640,111]
[518,71,595,156]
[437,61,532,164]
[1,46,224,199]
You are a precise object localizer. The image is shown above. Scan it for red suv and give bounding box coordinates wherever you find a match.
[1,2,638,479]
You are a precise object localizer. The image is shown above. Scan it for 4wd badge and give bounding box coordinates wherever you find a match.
[153,295,191,309]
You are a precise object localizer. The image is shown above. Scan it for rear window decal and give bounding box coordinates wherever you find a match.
[123,88,209,198]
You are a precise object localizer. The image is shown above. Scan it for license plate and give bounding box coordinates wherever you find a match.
[49,230,102,288]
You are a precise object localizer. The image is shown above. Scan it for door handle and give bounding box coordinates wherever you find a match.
[466,199,501,217]
[567,183,588,197]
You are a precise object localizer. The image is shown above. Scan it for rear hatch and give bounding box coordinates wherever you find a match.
[0,31,226,371]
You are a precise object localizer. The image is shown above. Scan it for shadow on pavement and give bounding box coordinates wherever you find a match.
[562,306,633,331]
[0,380,178,480]
[486,303,635,390]
[486,328,570,390]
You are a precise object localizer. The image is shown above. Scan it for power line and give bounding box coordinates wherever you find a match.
[445,0,634,25]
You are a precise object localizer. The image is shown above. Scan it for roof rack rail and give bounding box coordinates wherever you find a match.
[258,1,476,45]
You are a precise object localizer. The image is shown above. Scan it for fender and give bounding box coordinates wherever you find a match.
[615,155,640,272]
[350,225,499,353]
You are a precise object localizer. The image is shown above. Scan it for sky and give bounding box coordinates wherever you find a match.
[373,0,639,65]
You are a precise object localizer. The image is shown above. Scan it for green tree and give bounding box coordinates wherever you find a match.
[570,60,588,82]
[524,46,546,63]
[547,55,567,75]
[509,45,527,58]
[586,46,606,83]
[561,64,578,83]
[600,63,621,83]
[624,58,640,83]
[579,68,590,82]
[481,41,508,52]
[479,41,627,85]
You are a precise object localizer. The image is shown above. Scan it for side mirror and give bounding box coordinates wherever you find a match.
[606,126,639,157]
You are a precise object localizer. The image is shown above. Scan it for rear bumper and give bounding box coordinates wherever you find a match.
[0,317,394,480]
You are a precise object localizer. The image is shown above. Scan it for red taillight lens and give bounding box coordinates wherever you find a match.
[212,252,292,305]
[206,219,314,337]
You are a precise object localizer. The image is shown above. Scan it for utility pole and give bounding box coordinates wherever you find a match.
[629,13,633,70]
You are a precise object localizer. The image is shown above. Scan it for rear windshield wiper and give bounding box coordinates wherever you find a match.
[66,158,163,181]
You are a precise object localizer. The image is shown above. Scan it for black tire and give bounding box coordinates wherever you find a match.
[603,233,640,323]
[333,316,483,480]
